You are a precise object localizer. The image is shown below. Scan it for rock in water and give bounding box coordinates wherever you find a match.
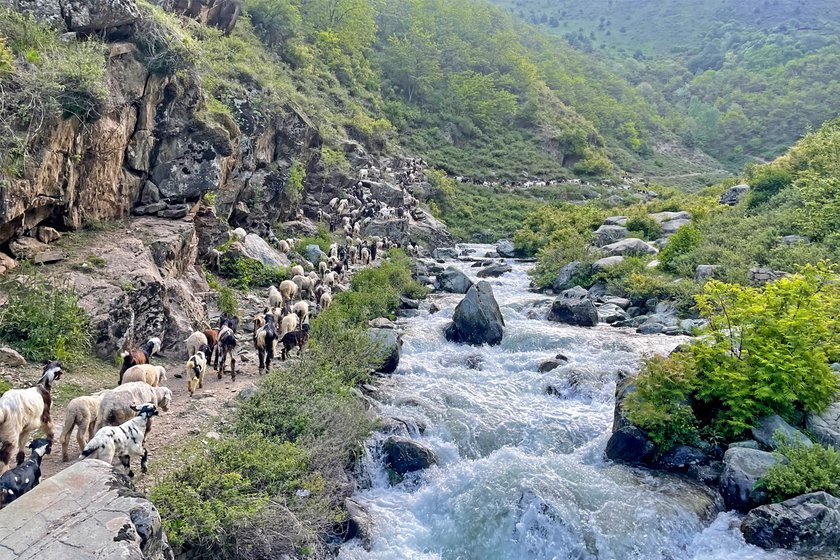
[444,281,505,346]
[741,492,840,551]
[437,267,474,294]
[369,328,402,374]
[382,436,438,475]
[496,239,516,258]
[547,286,598,327]
[476,263,512,278]
[720,448,784,512]
[344,497,374,551]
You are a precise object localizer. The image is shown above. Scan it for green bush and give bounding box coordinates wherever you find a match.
[217,286,239,316]
[298,223,332,255]
[514,203,604,257]
[746,164,793,209]
[624,210,663,240]
[219,256,290,289]
[529,241,592,289]
[759,441,840,502]
[658,224,701,274]
[0,271,91,363]
[597,257,698,310]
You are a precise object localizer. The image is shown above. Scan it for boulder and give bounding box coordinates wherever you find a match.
[304,244,327,265]
[720,184,750,206]
[444,281,505,346]
[602,296,631,309]
[751,415,812,450]
[547,286,598,327]
[157,204,190,219]
[382,436,438,475]
[552,261,586,292]
[592,225,629,247]
[637,322,664,334]
[649,211,691,224]
[0,347,26,367]
[134,201,168,216]
[806,402,840,448]
[9,237,49,260]
[432,247,458,260]
[656,445,710,471]
[591,255,625,272]
[661,218,692,235]
[603,215,628,226]
[597,303,628,324]
[62,0,141,32]
[741,491,840,551]
[538,356,567,373]
[694,264,719,283]
[605,425,657,465]
[35,227,61,244]
[495,239,516,258]
[368,317,396,329]
[476,263,512,278]
[437,267,473,294]
[602,238,659,256]
[368,328,402,374]
[344,497,374,551]
[781,235,809,246]
[720,448,784,512]
[0,252,16,275]
[230,234,290,269]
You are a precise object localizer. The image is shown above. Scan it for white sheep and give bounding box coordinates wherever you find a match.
[323,271,338,287]
[292,274,314,301]
[319,291,332,311]
[95,383,172,432]
[232,228,247,241]
[59,394,102,462]
[361,247,370,265]
[292,300,309,324]
[290,264,305,278]
[185,331,208,358]
[186,350,208,397]
[268,285,283,310]
[278,240,290,253]
[329,197,339,209]
[280,279,298,302]
[279,313,299,340]
[82,403,158,477]
[286,238,295,251]
[121,364,167,387]
[0,362,62,474]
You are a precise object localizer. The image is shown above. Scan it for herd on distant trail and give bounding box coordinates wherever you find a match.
[0,232,401,508]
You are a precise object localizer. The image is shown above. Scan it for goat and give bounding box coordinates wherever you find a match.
[279,279,298,302]
[59,395,101,461]
[186,347,208,396]
[268,285,283,310]
[82,403,158,477]
[118,337,161,385]
[0,439,51,507]
[217,314,239,380]
[0,362,62,474]
[121,364,167,387]
[290,265,305,278]
[279,313,299,341]
[293,300,309,324]
[204,328,219,368]
[95,383,172,433]
[185,331,208,358]
[361,247,370,265]
[255,312,278,371]
[323,271,338,288]
[280,324,311,361]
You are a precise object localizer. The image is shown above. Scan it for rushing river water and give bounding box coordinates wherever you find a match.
[338,245,798,560]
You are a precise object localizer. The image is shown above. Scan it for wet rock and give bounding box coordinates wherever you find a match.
[605,425,657,465]
[656,445,709,471]
[591,255,625,272]
[637,322,664,334]
[553,261,586,291]
[601,238,659,256]
[602,296,631,310]
[806,402,840,448]
[587,281,607,300]
[720,184,750,206]
[484,251,499,258]
[547,286,598,327]
[344,497,374,551]
[495,239,516,258]
[382,436,438,475]
[538,356,567,374]
[399,296,420,309]
[476,263,511,278]
[598,303,628,324]
[751,415,812,450]
[694,265,720,283]
[688,462,724,486]
[437,267,474,294]
[444,281,505,346]
[720,448,785,512]
[432,247,458,260]
[369,328,402,374]
[741,491,840,551]
[592,225,629,247]
[465,355,483,370]
[0,347,26,366]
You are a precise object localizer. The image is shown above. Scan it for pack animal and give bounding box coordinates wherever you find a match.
[82,403,158,477]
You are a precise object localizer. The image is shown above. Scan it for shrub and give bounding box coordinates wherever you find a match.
[597,257,698,311]
[514,203,604,256]
[759,441,840,502]
[624,354,699,451]
[624,210,662,240]
[0,270,91,363]
[217,286,239,316]
[298,223,332,255]
[219,256,290,289]
[746,164,793,209]
[658,224,701,274]
[529,240,592,289]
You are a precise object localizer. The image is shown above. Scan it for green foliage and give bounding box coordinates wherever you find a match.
[217,286,239,316]
[746,165,793,209]
[219,257,290,290]
[659,225,701,274]
[286,160,306,204]
[597,257,698,311]
[624,211,662,241]
[759,441,840,502]
[297,223,332,255]
[0,269,91,363]
[624,354,699,450]
[514,203,605,257]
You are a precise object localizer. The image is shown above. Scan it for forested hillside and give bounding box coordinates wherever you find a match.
[494,0,840,168]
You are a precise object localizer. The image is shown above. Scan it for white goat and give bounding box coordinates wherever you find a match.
[82,403,158,477]
[279,313,299,340]
[319,291,333,311]
[293,300,309,324]
[95,383,172,432]
[278,240,290,253]
[280,279,298,302]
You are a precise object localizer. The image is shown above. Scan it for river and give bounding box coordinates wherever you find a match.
[338,245,796,560]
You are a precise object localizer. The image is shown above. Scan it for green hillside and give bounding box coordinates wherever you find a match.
[493,0,840,168]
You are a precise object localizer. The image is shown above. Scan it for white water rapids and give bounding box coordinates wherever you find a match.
[338,245,798,560]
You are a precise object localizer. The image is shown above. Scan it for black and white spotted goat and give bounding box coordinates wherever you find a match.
[0,438,51,507]
[81,402,158,477]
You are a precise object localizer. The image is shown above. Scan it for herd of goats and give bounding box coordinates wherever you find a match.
[0,233,404,508]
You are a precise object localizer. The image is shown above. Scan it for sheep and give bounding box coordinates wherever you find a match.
[232,228,247,241]
[278,240,290,253]
[254,312,278,371]
[82,403,158,478]
[0,438,51,507]
[286,238,295,251]
[319,290,332,311]
[323,271,338,288]
[268,285,283,310]
[280,324,311,361]
[361,246,370,265]
[293,300,309,324]
[290,264,305,278]
[186,348,208,396]
[121,365,167,387]
[279,279,298,302]
[59,394,101,462]
[204,328,219,368]
[217,314,239,380]
[185,331,208,359]
[292,274,314,301]
[118,337,161,385]
[279,313,299,341]
[0,361,63,474]
[329,197,339,209]
[95,383,172,433]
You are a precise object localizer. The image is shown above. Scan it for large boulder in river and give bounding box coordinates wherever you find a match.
[547,286,598,327]
[740,491,840,551]
[751,415,812,450]
[437,267,474,294]
[806,402,840,448]
[444,281,505,346]
[605,375,658,465]
[601,238,659,257]
[476,262,511,278]
[720,448,785,512]
[368,328,401,374]
[495,239,516,258]
[382,437,438,475]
